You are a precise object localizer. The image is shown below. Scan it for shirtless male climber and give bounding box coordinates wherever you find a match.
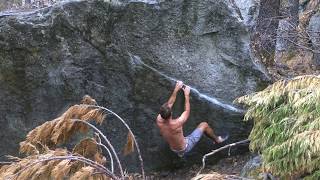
[156,81,228,157]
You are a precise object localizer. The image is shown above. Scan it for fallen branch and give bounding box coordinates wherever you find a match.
[0,162,13,165]
[197,139,250,175]
[9,155,119,180]
[225,174,254,180]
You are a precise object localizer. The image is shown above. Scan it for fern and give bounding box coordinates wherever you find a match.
[235,75,320,178]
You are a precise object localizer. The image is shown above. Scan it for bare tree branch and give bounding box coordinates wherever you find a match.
[95,132,114,173]
[81,105,145,179]
[72,119,124,179]
[197,139,250,175]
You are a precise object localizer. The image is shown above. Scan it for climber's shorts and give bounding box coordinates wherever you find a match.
[171,128,203,157]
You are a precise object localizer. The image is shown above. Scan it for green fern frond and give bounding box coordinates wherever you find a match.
[235,75,320,178]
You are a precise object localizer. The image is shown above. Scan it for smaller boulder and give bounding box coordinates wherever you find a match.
[240,155,263,179]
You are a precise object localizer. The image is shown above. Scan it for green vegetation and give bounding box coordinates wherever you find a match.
[235,75,320,179]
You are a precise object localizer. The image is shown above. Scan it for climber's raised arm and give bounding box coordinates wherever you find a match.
[167,81,183,108]
[176,85,190,126]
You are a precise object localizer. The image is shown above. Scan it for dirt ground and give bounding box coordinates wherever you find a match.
[131,153,252,180]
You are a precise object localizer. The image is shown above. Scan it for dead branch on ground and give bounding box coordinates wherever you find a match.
[197,139,250,175]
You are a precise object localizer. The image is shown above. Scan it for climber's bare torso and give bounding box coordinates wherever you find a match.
[156,115,186,151]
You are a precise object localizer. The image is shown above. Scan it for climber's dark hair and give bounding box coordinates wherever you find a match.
[159,103,172,120]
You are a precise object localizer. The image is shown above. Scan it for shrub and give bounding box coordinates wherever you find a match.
[0,95,144,180]
[235,75,320,179]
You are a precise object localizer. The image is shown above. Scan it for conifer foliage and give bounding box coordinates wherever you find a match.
[0,95,144,180]
[235,75,320,179]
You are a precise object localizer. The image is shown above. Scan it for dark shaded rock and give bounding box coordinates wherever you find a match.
[0,0,267,171]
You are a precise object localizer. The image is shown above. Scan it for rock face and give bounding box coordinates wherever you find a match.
[0,0,267,171]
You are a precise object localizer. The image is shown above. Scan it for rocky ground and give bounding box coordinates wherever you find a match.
[130,153,253,180]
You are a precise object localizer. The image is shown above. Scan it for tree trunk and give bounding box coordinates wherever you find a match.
[288,0,299,26]
[287,0,299,45]
[251,0,281,66]
[274,0,299,65]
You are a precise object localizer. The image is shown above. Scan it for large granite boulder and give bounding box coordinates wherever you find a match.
[0,0,267,171]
